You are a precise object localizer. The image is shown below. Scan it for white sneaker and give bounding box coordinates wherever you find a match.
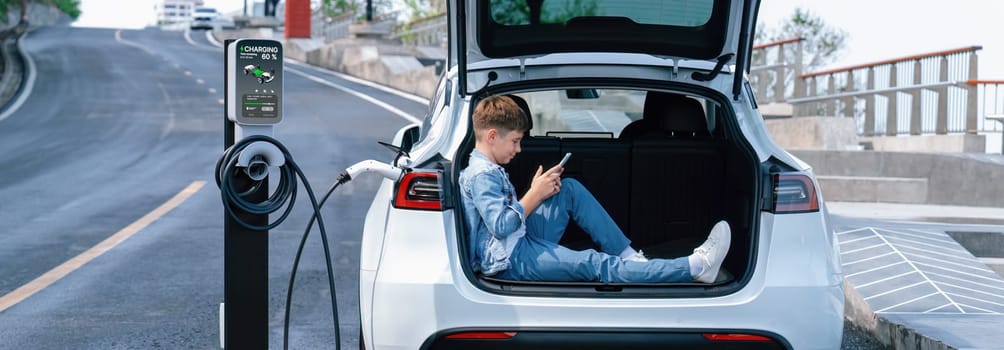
[623,250,648,263]
[692,221,731,283]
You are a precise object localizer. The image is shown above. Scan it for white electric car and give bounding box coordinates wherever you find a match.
[360,0,844,349]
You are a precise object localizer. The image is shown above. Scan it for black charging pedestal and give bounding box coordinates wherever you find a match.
[223,39,269,349]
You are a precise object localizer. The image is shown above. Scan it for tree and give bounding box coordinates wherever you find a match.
[0,0,80,25]
[756,7,847,72]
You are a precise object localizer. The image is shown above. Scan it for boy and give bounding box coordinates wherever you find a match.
[459,95,730,283]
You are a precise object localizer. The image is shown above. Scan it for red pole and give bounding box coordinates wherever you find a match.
[285,0,311,38]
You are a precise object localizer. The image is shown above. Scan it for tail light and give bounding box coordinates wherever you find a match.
[768,173,819,213]
[393,171,443,210]
[703,333,773,342]
[445,331,517,340]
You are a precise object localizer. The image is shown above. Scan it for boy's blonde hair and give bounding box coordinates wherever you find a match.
[473,95,528,140]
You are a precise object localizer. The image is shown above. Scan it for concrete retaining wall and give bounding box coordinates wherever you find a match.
[792,150,1004,207]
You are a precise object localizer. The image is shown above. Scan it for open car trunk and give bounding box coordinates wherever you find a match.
[454,86,762,297]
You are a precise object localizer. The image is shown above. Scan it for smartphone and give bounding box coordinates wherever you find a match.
[558,152,572,167]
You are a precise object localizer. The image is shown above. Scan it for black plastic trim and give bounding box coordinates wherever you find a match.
[421,326,792,350]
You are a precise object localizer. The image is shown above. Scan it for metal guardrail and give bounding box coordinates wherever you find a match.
[389,13,447,47]
[311,11,355,42]
[750,42,1004,138]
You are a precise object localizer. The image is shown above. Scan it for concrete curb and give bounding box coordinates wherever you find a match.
[0,33,24,112]
[845,280,957,350]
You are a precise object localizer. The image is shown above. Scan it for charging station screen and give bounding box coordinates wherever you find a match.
[243,94,278,119]
[230,39,283,124]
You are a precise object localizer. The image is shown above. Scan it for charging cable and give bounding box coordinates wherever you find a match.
[281,160,403,350]
[217,135,404,350]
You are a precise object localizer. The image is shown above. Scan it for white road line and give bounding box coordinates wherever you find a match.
[864,281,930,301]
[842,251,897,267]
[908,227,959,238]
[846,261,907,278]
[884,234,970,254]
[114,29,155,56]
[836,227,873,236]
[855,271,918,289]
[205,30,223,47]
[937,281,1004,302]
[923,303,953,313]
[870,228,964,313]
[913,262,1004,284]
[839,235,880,245]
[902,251,995,273]
[876,292,942,313]
[955,303,1000,314]
[946,292,1004,308]
[876,227,959,244]
[0,30,37,123]
[586,111,609,132]
[895,244,983,264]
[285,59,430,105]
[286,67,422,124]
[842,243,889,255]
[0,181,206,313]
[923,270,1004,292]
[182,28,217,51]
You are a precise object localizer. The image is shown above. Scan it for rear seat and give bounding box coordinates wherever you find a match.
[503,92,724,253]
[625,92,725,248]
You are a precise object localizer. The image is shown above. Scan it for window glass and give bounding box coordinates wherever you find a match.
[517,89,711,138]
[490,0,714,27]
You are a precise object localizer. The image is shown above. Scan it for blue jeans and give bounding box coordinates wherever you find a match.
[498,179,692,283]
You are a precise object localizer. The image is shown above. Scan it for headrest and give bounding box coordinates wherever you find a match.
[506,94,533,132]
[642,91,708,135]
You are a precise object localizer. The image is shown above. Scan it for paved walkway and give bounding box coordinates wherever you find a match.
[829,201,1004,349]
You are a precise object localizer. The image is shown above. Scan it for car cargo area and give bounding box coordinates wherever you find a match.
[459,88,761,294]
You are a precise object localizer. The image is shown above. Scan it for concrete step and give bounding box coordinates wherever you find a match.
[816,175,928,204]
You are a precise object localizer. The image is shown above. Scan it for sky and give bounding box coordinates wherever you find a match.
[72,0,1004,79]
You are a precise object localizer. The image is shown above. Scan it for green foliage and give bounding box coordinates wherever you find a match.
[757,7,847,71]
[402,0,444,21]
[322,0,358,17]
[53,0,79,19]
[490,0,598,25]
[0,0,82,23]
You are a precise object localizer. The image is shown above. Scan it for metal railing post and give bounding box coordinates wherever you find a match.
[807,76,818,117]
[773,44,785,102]
[844,70,855,117]
[910,59,923,135]
[793,40,805,100]
[886,64,899,136]
[864,67,876,136]
[967,51,979,134]
[936,56,949,134]
[827,74,837,116]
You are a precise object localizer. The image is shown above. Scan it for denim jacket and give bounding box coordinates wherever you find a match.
[458,150,527,275]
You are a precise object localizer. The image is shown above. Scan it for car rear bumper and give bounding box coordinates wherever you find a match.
[422,328,791,350]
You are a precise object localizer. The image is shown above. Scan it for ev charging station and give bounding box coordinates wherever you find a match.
[222,38,284,349]
[217,36,402,350]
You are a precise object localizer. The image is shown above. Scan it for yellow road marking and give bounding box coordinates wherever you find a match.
[0,181,206,313]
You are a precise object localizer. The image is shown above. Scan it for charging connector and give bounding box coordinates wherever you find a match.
[337,159,404,184]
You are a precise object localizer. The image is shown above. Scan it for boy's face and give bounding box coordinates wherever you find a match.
[485,128,523,165]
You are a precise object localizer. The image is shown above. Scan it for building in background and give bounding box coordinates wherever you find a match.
[155,0,205,24]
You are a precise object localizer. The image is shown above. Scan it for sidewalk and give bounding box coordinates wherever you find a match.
[828,201,1004,226]
[828,201,1004,350]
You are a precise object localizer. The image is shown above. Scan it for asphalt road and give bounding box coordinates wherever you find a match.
[0,26,887,349]
[0,26,423,349]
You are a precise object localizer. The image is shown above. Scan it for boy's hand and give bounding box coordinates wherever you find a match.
[520,164,563,217]
[528,164,563,200]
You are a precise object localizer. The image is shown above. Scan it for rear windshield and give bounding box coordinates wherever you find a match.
[480,0,729,59]
[514,89,713,138]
